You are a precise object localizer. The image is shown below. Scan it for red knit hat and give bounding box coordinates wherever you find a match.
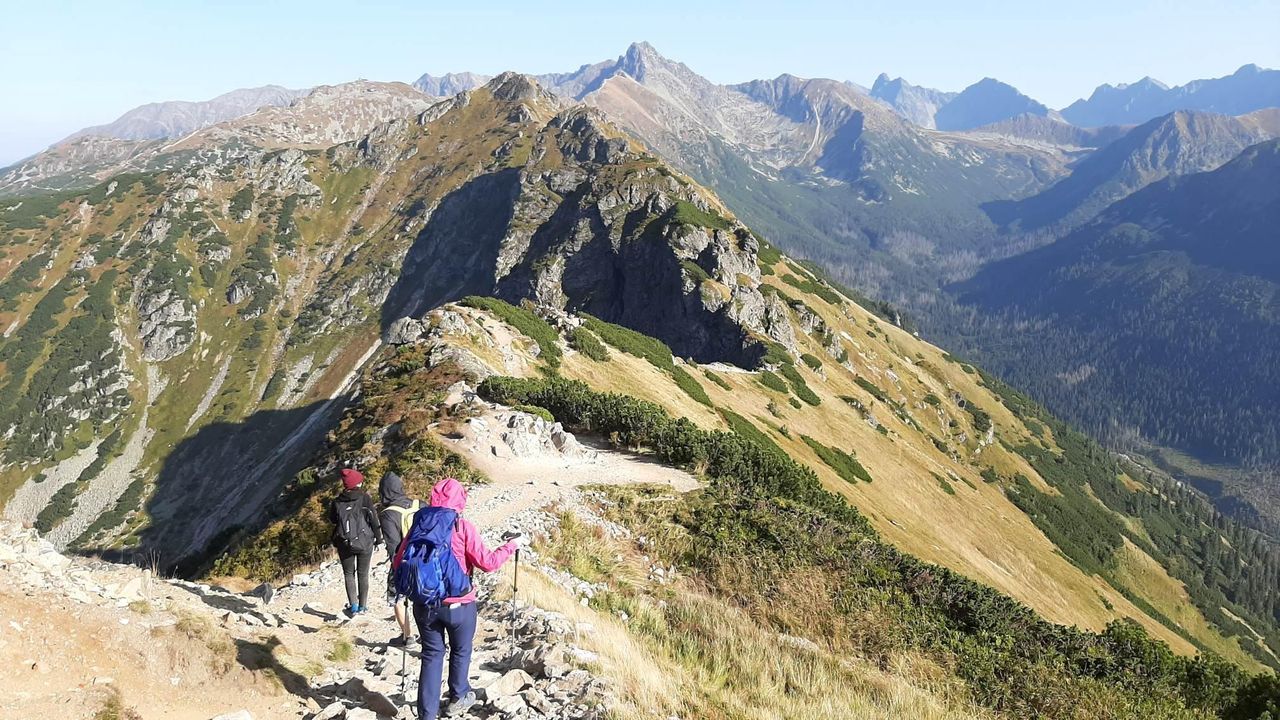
[340,468,364,490]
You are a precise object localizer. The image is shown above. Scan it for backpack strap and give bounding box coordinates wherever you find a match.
[387,500,420,537]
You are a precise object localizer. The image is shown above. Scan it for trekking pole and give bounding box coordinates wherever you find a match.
[502,532,521,661]
[510,548,520,658]
[400,636,407,695]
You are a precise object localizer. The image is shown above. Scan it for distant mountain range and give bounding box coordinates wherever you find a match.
[984,108,1280,231]
[1062,64,1280,127]
[873,64,1279,132]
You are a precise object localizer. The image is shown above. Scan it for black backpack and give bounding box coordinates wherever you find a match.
[333,497,374,553]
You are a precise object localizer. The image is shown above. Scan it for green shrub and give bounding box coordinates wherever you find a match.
[780,273,843,306]
[716,408,784,456]
[514,404,554,423]
[778,364,820,406]
[923,393,942,406]
[671,200,733,231]
[228,187,254,217]
[756,237,783,268]
[569,327,609,361]
[932,472,957,495]
[965,402,993,434]
[582,315,673,372]
[462,296,562,367]
[703,370,732,391]
[758,371,788,393]
[853,376,888,403]
[672,367,712,407]
[801,435,872,483]
[679,259,710,284]
[800,353,823,370]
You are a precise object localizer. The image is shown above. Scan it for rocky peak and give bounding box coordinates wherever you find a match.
[934,77,1052,131]
[617,41,665,81]
[489,72,544,102]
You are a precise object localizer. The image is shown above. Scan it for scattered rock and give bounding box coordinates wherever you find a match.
[483,668,534,699]
[312,701,346,720]
[362,690,399,717]
[489,694,527,716]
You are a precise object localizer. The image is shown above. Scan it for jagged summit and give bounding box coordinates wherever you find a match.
[412,70,491,96]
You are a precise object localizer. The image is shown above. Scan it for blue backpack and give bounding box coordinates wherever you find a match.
[395,507,472,606]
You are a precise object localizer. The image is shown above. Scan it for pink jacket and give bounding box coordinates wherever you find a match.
[429,477,516,604]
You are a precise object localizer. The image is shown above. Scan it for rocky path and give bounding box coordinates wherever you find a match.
[0,396,696,720]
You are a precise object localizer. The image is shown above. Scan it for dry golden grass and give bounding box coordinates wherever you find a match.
[561,351,722,428]
[1112,538,1263,669]
[508,566,993,720]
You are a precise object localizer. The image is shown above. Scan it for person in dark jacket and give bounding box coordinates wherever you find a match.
[378,471,420,646]
[328,468,382,616]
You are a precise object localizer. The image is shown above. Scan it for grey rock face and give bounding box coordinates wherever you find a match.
[383,98,788,368]
[137,286,195,362]
[869,73,957,128]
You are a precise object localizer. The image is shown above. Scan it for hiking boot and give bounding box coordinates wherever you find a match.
[443,691,477,717]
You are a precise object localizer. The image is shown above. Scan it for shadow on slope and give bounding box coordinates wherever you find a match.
[89,400,339,577]
[380,168,522,330]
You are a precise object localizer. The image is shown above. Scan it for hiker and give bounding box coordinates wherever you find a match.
[378,471,419,646]
[393,476,529,719]
[328,468,382,616]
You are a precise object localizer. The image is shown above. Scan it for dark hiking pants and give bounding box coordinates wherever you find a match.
[338,548,372,610]
[414,600,478,719]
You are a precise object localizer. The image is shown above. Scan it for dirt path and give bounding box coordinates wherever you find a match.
[439,405,698,530]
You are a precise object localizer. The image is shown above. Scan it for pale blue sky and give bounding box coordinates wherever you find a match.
[2,0,1277,165]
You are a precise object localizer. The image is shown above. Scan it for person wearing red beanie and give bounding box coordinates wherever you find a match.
[329,467,382,615]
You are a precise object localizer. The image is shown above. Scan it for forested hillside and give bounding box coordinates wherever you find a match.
[953,141,1280,498]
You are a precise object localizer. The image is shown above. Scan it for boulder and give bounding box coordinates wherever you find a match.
[248,582,274,605]
[521,687,554,714]
[312,701,346,720]
[480,668,533,699]
[384,317,426,345]
[362,690,399,717]
[489,694,527,717]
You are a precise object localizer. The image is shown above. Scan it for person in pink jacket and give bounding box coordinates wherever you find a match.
[399,477,528,719]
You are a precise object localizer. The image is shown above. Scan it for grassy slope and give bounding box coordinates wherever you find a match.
[445,273,1253,664]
